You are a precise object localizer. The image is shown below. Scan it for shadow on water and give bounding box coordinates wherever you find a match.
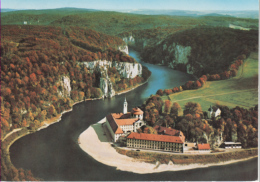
[9,49,258,181]
[91,123,110,143]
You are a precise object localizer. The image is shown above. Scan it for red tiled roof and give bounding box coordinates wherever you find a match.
[107,112,140,134]
[131,107,143,115]
[127,132,184,144]
[198,143,211,150]
[153,125,185,141]
[111,113,138,126]
[106,114,123,134]
[154,125,179,136]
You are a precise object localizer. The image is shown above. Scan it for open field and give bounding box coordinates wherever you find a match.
[162,52,258,111]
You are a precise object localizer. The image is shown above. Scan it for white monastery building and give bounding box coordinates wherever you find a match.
[105,98,145,142]
[208,105,221,118]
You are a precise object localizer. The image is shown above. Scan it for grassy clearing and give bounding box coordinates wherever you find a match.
[162,52,258,111]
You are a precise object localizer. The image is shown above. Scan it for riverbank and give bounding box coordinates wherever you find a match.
[115,76,150,96]
[2,74,149,181]
[78,117,258,174]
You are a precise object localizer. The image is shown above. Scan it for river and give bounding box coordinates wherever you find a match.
[9,50,258,181]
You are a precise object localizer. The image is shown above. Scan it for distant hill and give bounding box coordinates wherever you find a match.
[1,8,258,35]
[1,8,22,12]
[116,9,259,19]
[200,13,233,17]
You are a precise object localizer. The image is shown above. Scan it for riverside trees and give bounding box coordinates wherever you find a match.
[142,96,258,148]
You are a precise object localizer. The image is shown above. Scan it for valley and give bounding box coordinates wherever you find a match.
[1,4,258,181]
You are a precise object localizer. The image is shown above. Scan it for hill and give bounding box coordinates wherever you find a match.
[1,25,146,137]
[140,27,258,77]
[1,8,258,36]
[117,9,259,19]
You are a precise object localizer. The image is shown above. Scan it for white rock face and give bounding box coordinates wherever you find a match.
[118,45,129,55]
[100,69,115,98]
[186,64,194,74]
[82,60,142,79]
[123,36,135,44]
[174,44,191,64]
[163,43,192,71]
[81,60,142,98]
[57,76,71,97]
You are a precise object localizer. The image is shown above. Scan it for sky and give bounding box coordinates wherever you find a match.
[1,0,259,11]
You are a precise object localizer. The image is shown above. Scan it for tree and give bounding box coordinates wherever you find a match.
[193,80,202,88]
[164,100,171,114]
[183,81,193,90]
[156,89,163,96]
[170,102,182,117]
[164,114,174,128]
[184,102,203,116]
[164,89,172,95]
[29,73,37,86]
[2,87,11,97]
[143,126,157,134]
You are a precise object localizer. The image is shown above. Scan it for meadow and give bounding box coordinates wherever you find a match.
[162,52,258,111]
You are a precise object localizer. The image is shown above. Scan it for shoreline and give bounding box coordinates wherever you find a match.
[3,78,149,175]
[4,76,150,139]
[115,77,150,96]
[78,117,258,174]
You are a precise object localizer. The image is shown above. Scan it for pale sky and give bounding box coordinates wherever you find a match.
[1,0,259,11]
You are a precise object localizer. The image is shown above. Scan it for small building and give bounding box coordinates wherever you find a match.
[208,105,221,118]
[105,98,145,142]
[24,21,27,25]
[127,132,184,153]
[153,125,185,142]
[197,143,211,151]
[222,142,242,149]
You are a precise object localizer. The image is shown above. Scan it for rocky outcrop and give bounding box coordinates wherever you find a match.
[80,60,142,98]
[164,43,191,66]
[122,35,149,50]
[57,76,71,97]
[99,69,115,98]
[122,36,135,45]
[82,60,142,79]
[118,45,129,55]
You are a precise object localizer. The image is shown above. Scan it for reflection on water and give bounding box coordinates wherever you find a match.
[9,50,258,181]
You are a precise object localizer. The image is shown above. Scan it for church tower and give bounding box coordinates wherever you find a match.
[123,97,128,114]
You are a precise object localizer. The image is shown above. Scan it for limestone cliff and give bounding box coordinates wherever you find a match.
[82,60,142,79]
[162,43,193,74]
[118,45,129,55]
[57,76,71,98]
[123,36,135,45]
[122,35,148,50]
[99,68,116,98]
[81,60,142,98]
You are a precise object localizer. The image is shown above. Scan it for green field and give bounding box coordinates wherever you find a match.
[162,52,258,111]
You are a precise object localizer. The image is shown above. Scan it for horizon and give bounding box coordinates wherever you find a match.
[1,0,259,11]
[2,7,259,12]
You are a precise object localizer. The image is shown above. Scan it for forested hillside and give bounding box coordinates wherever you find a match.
[1,25,146,138]
[141,27,258,76]
[2,9,258,36]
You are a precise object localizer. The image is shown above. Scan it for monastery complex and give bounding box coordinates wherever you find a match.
[105,98,186,153]
[103,98,242,154]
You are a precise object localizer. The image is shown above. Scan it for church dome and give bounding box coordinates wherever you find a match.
[131,107,143,115]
